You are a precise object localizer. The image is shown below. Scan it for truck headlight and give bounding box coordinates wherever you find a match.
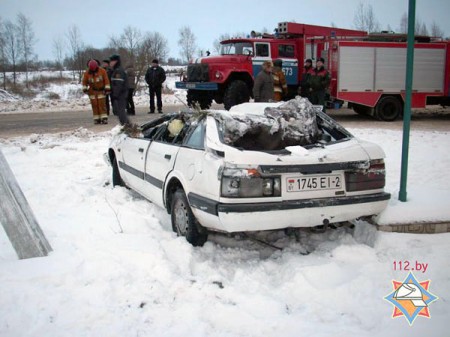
[221,167,281,198]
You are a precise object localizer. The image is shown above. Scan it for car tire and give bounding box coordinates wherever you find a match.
[375,96,403,121]
[223,80,250,110]
[112,157,124,187]
[171,189,207,246]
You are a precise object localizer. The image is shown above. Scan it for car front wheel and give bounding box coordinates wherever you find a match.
[171,189,207,246]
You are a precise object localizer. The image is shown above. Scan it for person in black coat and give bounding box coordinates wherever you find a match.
[109,54,130,125]
[145,59,166,113]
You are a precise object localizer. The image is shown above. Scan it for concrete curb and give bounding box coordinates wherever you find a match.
[377,222,450,234]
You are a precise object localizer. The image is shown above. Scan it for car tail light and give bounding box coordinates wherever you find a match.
[345,159,386,192]
[221,167,281,198]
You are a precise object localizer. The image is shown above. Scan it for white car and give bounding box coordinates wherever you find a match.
[107,98,390,246]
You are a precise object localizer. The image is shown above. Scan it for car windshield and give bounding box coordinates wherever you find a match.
[220,42,253,55]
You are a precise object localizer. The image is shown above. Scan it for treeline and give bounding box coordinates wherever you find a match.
[0,15,185,91]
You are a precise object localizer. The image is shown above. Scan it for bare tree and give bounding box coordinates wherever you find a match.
[66,24,84,82]
[137,31,169,87]
[120,26,142,61]
[399,12,408,34]
[353,2,380,33]
[213,32,246,54]
[110,28,169,89]
[213,33,231,54]
[178,26,196,63]
[16,13,35,88]
[430,21,444,38]
[3,20,21,87]
[52,36,65,78]
[416,20,429,36]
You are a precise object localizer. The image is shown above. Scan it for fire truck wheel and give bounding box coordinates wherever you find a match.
[223,80,250,110]
[375,96,403,121]
[187,90,212,110]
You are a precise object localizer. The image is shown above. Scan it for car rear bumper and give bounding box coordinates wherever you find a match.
[189,192,390,232]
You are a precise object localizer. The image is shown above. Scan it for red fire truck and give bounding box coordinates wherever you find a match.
[176,22,450,121]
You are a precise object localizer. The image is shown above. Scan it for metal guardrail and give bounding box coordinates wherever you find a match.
[0,149,52,259]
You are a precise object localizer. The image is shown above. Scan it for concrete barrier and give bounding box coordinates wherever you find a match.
[0,149,52,259]
[377,222,450,234]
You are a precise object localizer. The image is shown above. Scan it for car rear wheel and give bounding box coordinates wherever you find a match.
[171,189,207,246]
[223,80,250,110]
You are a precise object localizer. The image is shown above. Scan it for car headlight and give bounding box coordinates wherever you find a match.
[221,167,281,198]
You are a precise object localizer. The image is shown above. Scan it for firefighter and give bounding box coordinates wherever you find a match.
[101,59,113,116]
[308,57,330,112]
[272,59,288,101]
[298,59,314,100]
[109,54,130,126]
[253,61,274,102]
[82,59,111,124]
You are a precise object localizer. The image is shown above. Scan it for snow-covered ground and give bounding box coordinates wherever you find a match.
[0,123,449,336]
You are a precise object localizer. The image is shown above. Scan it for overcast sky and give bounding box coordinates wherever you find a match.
[1,0,449,62]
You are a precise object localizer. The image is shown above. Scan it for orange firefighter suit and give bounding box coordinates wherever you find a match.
[82,60,111,124]
[273,68,288,102]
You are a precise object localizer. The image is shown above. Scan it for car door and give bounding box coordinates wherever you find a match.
[141,124,182,208]
[119,137,151,195]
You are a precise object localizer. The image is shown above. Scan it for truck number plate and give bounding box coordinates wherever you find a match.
[286,175,342,192]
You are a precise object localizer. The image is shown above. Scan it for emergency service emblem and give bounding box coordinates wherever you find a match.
[384,272,438,325]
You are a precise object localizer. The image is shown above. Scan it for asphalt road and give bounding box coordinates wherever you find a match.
[1,104,450,138]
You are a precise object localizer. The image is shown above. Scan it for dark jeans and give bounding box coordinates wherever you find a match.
[127,88,135,114]
[310,90,326,112]
[112,96,129,125]
[149,86,162,112]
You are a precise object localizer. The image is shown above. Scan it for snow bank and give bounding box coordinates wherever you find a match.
[0,127,449,336]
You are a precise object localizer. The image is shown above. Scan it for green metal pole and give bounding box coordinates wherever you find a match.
[399,0,416,202]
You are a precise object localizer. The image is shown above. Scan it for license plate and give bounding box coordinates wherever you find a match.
[186,83,196,89]
[286,175,343,192]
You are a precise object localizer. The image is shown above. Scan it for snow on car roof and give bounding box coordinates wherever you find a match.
[228,102,283,116]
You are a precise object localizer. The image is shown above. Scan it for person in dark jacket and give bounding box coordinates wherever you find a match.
[109,54,130,125]
[125,64,136,115]
[298,59,314,100]
[308,57,330,112]
[253,61,274,102]
[145,59,166,113]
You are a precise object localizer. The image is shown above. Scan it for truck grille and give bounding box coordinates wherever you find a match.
[187,64,209,82]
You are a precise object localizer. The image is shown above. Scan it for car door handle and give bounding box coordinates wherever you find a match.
[138,148,144,153]
[164,154,171,160]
